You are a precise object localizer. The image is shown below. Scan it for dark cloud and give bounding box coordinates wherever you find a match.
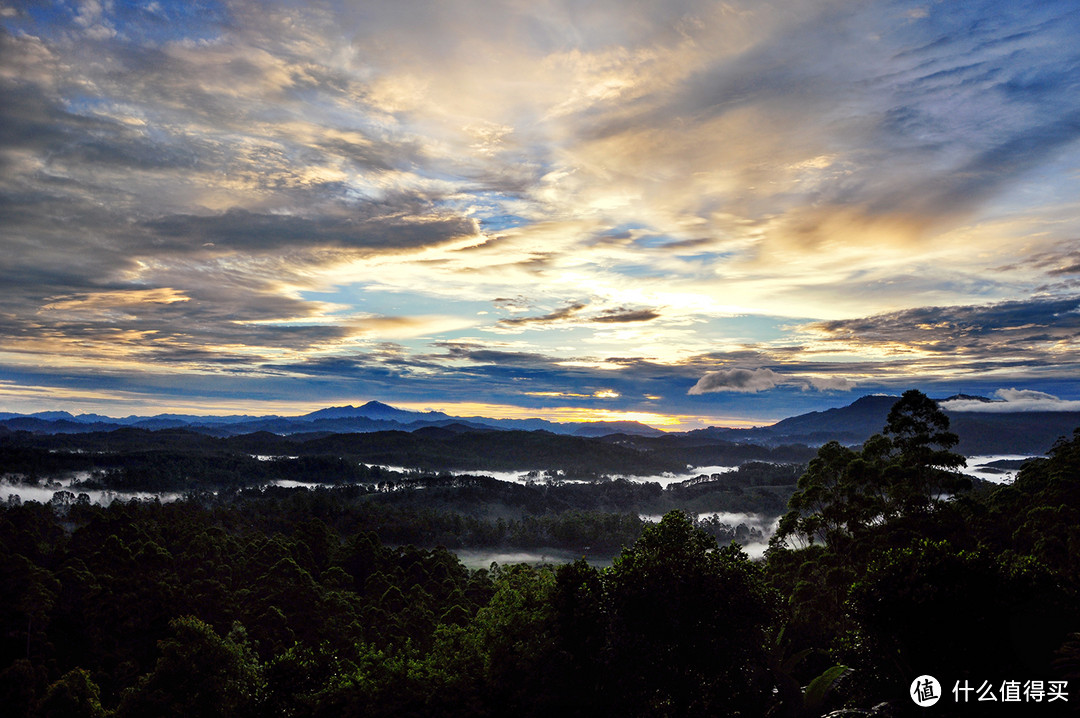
[998,244,1080,278]
[593,308,661,323]
[427,344,572,375]
[807,297,1080,357]
[0,74,197,172]
[142,346,268,366]
[493,296,529,310]
[143,207,477,253]
[498,302,588,327]
[0,82,74,160]
[498,303,660,327]
[1049,263,1080,277]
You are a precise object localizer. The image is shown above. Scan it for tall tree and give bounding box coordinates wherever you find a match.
[880,389,967,515]
[775,390,967,549]
[603,511,777,718]
[116,617,263,718]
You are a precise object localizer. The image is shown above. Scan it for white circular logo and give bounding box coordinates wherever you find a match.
[911,675,941,707]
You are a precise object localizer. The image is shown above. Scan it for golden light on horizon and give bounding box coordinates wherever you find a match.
[0,0,1076,422]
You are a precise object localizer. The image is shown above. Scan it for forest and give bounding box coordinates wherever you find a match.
[0,420,818,482]
[1,390,1079,716]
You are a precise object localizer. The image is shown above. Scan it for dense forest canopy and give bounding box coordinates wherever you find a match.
[1,391,1078,716]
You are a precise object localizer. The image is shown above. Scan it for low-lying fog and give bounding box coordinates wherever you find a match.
[1,455,1032,568]
[962,455,1035,484]
[363,456,1026,487]
[0,471,185,506]
[360,464,740,487]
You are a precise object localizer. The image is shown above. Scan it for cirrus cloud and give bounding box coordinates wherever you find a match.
[1,0,1079,422]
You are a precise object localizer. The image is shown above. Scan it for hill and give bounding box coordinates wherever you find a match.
[753,393,1080,455]
[2,394,1077,456]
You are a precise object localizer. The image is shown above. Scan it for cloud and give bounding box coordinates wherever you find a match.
[805,376,857,391]
[497,302,661,327]
[606,0,1080,261]
[998,243,1080,279]
[941,388,1080,413]
[689,368,783,394]
[498,302,588,327]
[1,0,1079,422]
[688,367,858,395]
[594,308,661,323]
[805,297,1080,356]
[143,206,478,254]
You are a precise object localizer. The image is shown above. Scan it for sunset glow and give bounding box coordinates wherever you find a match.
[1,0,1078,426]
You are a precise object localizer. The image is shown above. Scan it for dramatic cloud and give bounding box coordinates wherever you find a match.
[0,0,1078,423]
[803,297,1080,365]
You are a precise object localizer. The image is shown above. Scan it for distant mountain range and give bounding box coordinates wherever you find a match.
[1,395,1077,456]
[0,400,667,439]
[713,394,1080,455]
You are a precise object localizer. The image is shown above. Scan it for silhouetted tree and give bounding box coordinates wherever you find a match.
[603,511,777,717]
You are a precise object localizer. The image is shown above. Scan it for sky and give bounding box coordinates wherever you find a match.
[1,0,1079,429]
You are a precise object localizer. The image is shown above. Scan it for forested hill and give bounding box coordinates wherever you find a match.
[706,394,1080,454]
[3,394,1077,455]
[0,401,666,438]
[2,403,1080,716]
[0,424,817,485]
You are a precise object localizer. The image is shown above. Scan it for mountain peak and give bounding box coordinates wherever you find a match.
[302,401,451,422]
[301,405,364,420]
[849,394,900,407]
[357,400,407,417]
[939,394,992,403]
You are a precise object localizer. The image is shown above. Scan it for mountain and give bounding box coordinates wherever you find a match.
[765,395,900,444]
[946,412,1080,455]
[941,393,993,403]
[1,395,1076,455]
[754,393,1079,455]
[0,401,665,438]
[302,401,454,423]
[570,421,666,438]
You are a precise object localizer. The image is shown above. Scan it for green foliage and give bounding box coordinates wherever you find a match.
[801,664,850,715]
[778,441,865,546]
[117,617,263,718]
[881,389,968,513]
[603,511,778,717]
[0,397,1077,717]
[35,668,107,718]
[775,390,968,550]
[846,539,1074,708]
[764,397,1080,713]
